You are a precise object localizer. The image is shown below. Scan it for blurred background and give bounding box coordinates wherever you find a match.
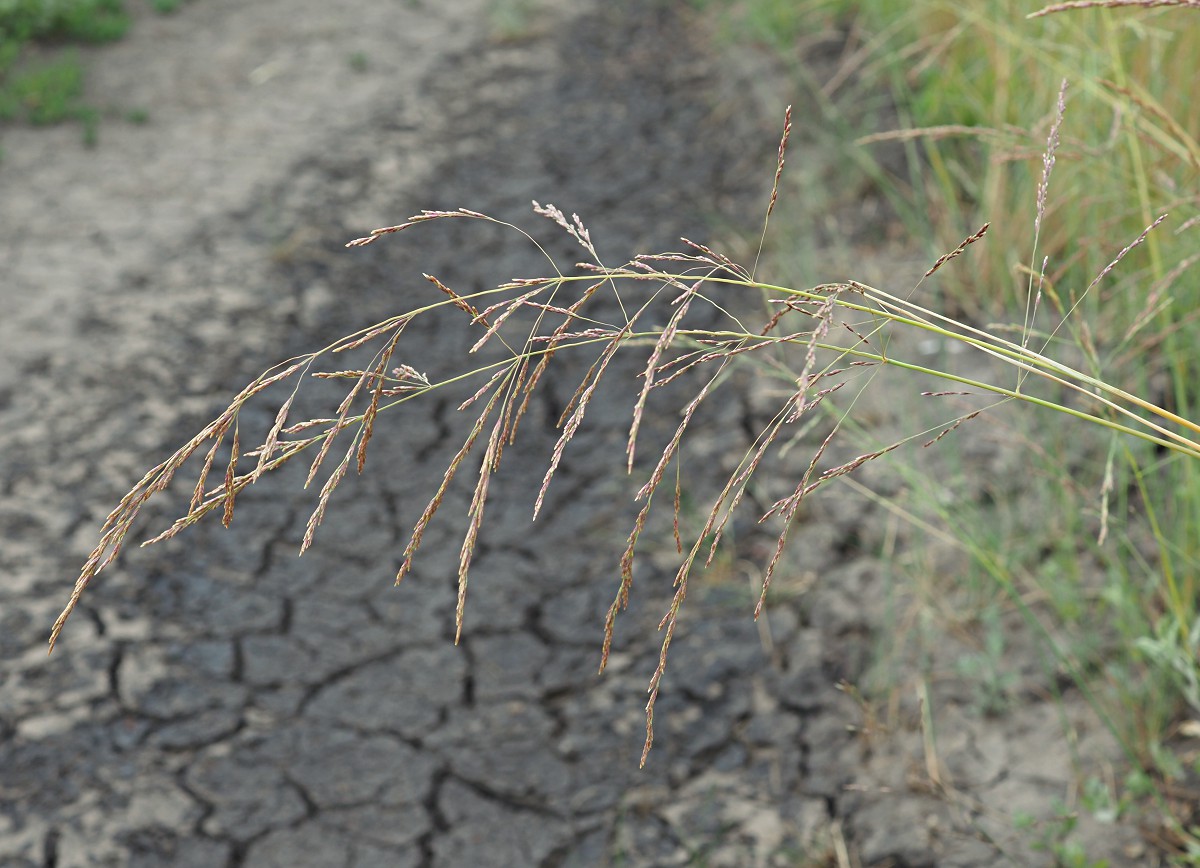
[1,0,1197,865]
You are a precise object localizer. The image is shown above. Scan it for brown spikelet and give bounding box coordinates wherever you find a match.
[708,380,842,569]
[455,410,507,644]
[508,280,606,447]
[53,354,319,652]
[603,493,653,673]
[241,360,308,401]
[473,293,526,324]
[760,299,798,336]
[556,354,600,428]
[397,387,504,584]
[923,223,990,278]
[222,425,240,528]
[312,369,373,380]
[469,288,544,354]
[679,238,751,281]
[781,290,842,425]
[1084,214,1169,298]
[426,273,489,326]
[820,444,903,483]
[766,105,792,223]
[192,422,230,514]
[654,335,799,389]
[301,448,353,555]
[535,318,640,521]
[642,575,688,768]
[753,427,844,618]
[49,360,310,651]
[458,368,509,412]
[147,442,309,548]
[498,355,532,453]
[749,104,792,282]
[521,300,579,317]
[331,316,409,353]
[527,327,614,344]
[532,201,598,259]
[600,362,729,675]
[705,425,784,567]
[254,385,302,481]
[628,282,699,471]
[357,328,405,473]
[651,346,707,384]
[282,418,334,434]
[1035,80,1069,239]
[924,411,984,448]
[346,222,417,247]
[304,366,373,489]
[345,209,485,248]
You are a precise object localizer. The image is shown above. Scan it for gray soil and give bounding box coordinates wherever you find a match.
[0,0,1156,865]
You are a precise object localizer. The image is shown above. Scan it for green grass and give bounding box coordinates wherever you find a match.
[1,51,83,123]
[0,0,130,44]
[694,0,1200,857]
[0,0,184,141]
[0,0,123,136]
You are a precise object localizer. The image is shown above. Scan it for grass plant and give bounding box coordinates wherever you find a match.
[41,0,1200,858]
[49,80,1199,788]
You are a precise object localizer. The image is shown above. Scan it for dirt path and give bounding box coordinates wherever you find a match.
[0,1,1149,866]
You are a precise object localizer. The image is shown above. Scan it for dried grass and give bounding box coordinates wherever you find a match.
[50,90,1200,770]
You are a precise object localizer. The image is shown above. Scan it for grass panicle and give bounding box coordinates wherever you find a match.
[52,88,1200,792]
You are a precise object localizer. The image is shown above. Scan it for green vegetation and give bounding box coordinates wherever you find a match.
[0,1,124,129]
[0,0,129,44]
[0,0,188,139]
[0,50,83,123]
[696,0,1200,858]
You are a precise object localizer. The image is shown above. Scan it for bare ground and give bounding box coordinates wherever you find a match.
[0,0,1156,865]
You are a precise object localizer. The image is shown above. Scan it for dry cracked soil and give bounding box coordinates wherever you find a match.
[0,0,1157,865]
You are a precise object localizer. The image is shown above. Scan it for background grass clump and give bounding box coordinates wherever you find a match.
[695,0,1200,854]
[0,0,191,138]
[0,0,129,44]
[0,0,127,131]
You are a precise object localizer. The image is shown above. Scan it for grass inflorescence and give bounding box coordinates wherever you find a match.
[50,87,1200,789]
